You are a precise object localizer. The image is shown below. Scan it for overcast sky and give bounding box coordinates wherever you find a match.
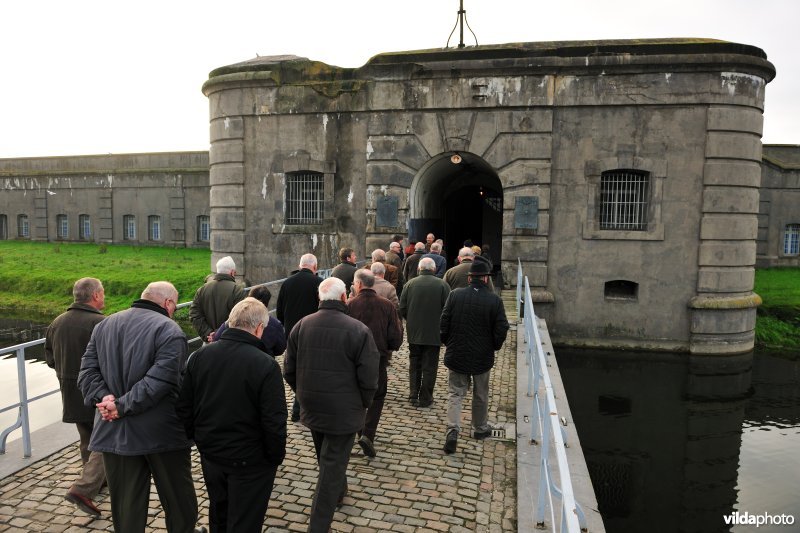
[0,0,796,158]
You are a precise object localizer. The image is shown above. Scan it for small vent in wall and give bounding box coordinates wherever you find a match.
[604,280,638,300]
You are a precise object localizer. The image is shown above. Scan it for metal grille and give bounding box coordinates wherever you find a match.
[599,170,650,231]
[784,224,800,255]
[79,214,91,240]
[286,172,324,225]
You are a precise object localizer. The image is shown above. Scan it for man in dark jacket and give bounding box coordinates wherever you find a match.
[399,258,450,407]
[177,297,287,533]
[402,241,426,282]
[422,242,447,278]
[211,285,286,357]
[284,277,379,533]
[331,247,358,295]
[45,277,106,517]
[444,247,495,291]
[440,256,509,454]
[190,256,245,342]
[276,253,323,421]
[347,269,403,457]
[78,281,200,532]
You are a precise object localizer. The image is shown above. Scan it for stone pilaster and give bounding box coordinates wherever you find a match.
[209,116,246,275]
[690,105,764,354]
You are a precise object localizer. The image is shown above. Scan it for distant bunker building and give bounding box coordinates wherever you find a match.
[201,38,774,355]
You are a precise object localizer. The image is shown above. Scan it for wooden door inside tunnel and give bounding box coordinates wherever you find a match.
[407,152,502,270]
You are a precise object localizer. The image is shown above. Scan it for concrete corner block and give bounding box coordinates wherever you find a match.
[210,210,245,231]
[705,132,762,162]
[690,307,756,337]
[696,267,754,293]
[209,164,245,186]
[209,140,244,165]
[698,241,756,267]
[702,187,759,214]
[703,161,761,187]
[210,116,245,141]
[707,106,764,135]
[699,215,758,240]
[211,230,245,254]
[210,185,245,208]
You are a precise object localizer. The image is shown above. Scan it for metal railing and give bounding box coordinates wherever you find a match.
[518,259,587,532]
[0,264,344,458]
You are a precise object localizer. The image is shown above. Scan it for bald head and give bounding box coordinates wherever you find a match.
[141,281,179,317]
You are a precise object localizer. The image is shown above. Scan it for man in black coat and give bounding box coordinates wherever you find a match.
[440,256,509,454]
[177,297,287,533]
[284,277,379,533]
[276,253,322,421]
[402,241,426,282]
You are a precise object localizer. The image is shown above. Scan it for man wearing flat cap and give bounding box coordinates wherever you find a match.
[440,255,509,454]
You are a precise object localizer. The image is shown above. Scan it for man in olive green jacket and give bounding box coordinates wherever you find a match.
[444,247,495,291]
[398,258,450,407]
[45,277,106,517]
[189,256,245,342]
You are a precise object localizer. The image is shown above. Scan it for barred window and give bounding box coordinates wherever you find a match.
[148,216,161,241]
[79,214,91,240]
[285,172,324,225]
[56,214,68,239]
[197,215,210,242]
[784,224,800,256]
[599,170,650,231]
[123,215,136,240]
[18,215,29,238]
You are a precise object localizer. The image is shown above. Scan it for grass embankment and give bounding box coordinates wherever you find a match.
[754,268,800,353]
[0,241,211,324]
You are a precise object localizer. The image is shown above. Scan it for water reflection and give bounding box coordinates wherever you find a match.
[557,348,799,533]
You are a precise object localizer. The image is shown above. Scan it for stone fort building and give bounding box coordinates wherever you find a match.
[2,38,797,355]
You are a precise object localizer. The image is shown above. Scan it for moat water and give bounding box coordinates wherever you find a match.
[2,322,798,532]
[557,348,799,533]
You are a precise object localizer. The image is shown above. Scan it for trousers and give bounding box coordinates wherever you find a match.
[103,447,198,533]
[446,369,491,434]
[308,431,354,533]
[408,344,440,405]
[71,421,105,498]
[201,456,277,533]
[361,357,388,441]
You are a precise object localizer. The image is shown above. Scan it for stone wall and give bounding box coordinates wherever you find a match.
[0,152,209,247]
[757,145,800,267]
[202,39,776,355]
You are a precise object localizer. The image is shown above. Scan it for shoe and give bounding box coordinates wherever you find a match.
[358,435,377,458]
[473,429,492,440]
[409,398,419,407]
[337,486,348,507]
[443,429,458,454]
[417,400,432,408]
[65,490,101,518]
[291,412,300,422]
[194,528,208,533]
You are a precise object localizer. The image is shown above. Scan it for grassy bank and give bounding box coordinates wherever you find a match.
[0,241,211,321]
[754,267,800,353]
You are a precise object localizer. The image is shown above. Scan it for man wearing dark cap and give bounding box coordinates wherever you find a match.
[440,255,509,454]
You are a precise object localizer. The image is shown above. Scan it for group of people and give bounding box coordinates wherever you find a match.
[44,233,509,533]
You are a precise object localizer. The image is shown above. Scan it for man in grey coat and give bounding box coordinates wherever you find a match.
[45,277,106,517]
[284,277,379,533]
[399,257,451,407]
[79,281,201,533]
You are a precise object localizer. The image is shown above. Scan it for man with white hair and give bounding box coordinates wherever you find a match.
[399,257,450,407]
[177,297,287,533]
[79,281,202,533]
[276,253,323,421]
[285,277,379,532]
[363,248,400,288]
[402,241,426,282]
[422,242,447,278]
[190,255,245,342]
[369,262,399,310]
[444,247,495,291]
[386,241,403,270]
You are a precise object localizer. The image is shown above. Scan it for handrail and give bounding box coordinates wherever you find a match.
[519,263,586,532]
[0,263,345,458]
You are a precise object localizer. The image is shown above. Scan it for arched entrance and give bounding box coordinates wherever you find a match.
[408,152,502,269]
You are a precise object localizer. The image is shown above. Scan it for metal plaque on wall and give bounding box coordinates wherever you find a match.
[514,196,538,229]
[377,196,398,228]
